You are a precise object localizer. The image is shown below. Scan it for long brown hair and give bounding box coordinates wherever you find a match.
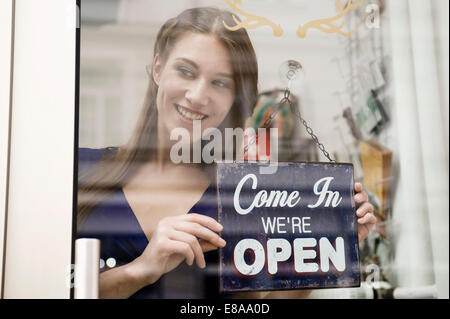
[77,7,259,229]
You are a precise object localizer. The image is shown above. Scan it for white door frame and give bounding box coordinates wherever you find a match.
[2,0,77,298]
[0,0,14,299]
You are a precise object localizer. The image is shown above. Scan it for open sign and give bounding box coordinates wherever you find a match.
[216,162,360,292]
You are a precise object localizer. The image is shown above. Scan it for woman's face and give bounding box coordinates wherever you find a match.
[153,32,236,141]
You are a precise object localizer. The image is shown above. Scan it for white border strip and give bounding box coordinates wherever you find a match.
[3,0,76,298]
[0,0,14,299]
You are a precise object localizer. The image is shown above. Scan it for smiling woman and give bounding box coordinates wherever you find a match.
[76,4,376,300]
[77,7,259,299]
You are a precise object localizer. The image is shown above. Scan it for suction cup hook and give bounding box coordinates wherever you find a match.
[278,59,304,92]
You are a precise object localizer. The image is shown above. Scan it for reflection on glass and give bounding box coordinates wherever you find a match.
[76,0,449,300]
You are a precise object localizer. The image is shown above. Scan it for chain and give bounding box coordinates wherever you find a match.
[243,96,285,154]
[243,88,336,163]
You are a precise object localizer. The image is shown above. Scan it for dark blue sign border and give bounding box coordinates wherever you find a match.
[217,161,360,292]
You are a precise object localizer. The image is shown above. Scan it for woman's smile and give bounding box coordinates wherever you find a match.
[174,103,208,123]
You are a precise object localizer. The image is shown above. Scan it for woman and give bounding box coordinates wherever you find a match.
[77,7,376,299]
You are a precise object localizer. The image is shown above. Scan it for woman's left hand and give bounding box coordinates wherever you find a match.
[354,183,377,243]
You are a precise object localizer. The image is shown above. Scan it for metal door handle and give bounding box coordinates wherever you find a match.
[74,238,100,299]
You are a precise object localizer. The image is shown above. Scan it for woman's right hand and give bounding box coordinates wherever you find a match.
[132,213,226,285]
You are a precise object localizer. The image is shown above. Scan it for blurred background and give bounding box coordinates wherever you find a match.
[79,0,449,298]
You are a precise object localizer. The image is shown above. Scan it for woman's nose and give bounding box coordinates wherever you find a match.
[185,79,209,107]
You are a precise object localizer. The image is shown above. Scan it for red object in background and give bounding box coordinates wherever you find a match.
[243,128,271,161]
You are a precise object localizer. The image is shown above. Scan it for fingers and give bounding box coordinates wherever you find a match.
[168,230,206,268]
[358,211,377,225]
[356,202,374,218]
[356,201,376,225]
[199,239,220,253]
[158,214,226,269]
[353,185,376,241]
[181,213,223,233]
[166,240,195,266]
[354,189,368,204]
[174,221,226,248]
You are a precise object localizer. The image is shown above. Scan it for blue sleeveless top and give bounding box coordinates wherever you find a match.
[77,147,228,299]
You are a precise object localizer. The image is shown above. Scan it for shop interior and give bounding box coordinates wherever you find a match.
[78,0,449,298]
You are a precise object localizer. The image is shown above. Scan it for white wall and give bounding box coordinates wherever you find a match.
[3,0,76,298]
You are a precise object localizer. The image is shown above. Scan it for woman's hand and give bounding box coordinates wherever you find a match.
[354,183,377,243]
[132,213,226,285]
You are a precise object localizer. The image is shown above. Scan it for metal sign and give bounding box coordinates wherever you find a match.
[217,162,360,292]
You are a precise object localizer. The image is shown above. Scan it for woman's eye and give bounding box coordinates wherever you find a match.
[213,80,229,88]
[178,67,194,78]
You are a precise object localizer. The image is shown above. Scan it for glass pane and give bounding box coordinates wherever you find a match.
[75,0,449,300]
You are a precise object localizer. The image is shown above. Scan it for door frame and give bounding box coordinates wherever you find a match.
[1,0,77,299]
[0,0,14,299]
